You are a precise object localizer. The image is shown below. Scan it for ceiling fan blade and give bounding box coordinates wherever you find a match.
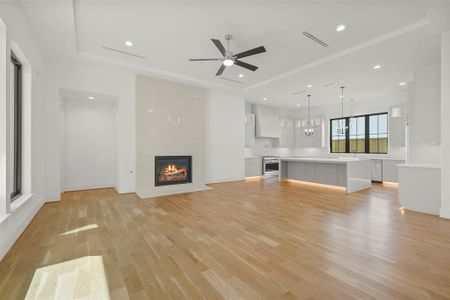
[234,46,266,59]
[216,64,226,76]
[189,58,221,61]
[235,60,258,71]
[211,39,226,56]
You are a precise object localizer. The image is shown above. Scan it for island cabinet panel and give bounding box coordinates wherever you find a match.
[337,165,347,187]
[315,164,346,187]
[280,158,371,193]
[287,162,315,181]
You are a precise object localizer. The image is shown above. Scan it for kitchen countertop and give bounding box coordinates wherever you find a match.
[280,157,371,164]
[398,163,441,169]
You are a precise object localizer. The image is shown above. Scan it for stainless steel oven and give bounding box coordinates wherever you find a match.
[263,156,280,177]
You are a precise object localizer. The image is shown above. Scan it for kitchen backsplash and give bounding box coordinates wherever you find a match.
[246,138,406,159]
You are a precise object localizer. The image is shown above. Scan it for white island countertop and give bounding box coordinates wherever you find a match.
[280,157,371,164]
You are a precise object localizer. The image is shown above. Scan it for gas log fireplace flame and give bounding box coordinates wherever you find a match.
[155,156,192,186]
[159,164,188,181]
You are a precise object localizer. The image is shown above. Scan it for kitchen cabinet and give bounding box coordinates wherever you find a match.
[279,118,294,148]
[408,65,440,146]
[382,160,405,183]
[281,158,370,192]
[245,158,262,177]
[371,160,383,182]
[245,113,256,147]
[389,105,406,147]
[294,118,324,148]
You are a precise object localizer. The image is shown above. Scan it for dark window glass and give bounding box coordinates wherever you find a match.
[10,52,22,201]
[369,114,388,154]
[349,116,366,153]
[330,118,347,153]
[330,113,388,154]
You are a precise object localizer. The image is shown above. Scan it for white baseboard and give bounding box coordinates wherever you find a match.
[44,194,61,202]
[63,183,115,192]
[440,208,450,219]
[114,186,135,194]
[206,177,245,184]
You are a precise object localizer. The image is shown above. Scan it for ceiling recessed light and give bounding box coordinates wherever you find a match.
[336,25,346,32]
[125,41,133,47]
[263,97,267,101]
[238,74,244,78]
[399,82,406,86]
[339,95,343,98]
[296,104,300,107]
[373,65,381,69]
[88,96,95,100]
[307,84,312,88]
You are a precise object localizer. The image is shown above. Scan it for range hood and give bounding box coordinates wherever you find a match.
[252,104,281,138]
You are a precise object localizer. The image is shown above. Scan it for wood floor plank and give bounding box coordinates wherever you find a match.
[1,179,450,299]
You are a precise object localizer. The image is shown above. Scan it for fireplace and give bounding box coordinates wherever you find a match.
[155,156,192,186]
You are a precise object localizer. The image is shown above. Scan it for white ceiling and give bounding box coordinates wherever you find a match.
[18,0,450,108]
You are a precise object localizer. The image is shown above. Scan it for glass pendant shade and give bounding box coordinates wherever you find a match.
[336,86,348,133]
[303,94,318,136]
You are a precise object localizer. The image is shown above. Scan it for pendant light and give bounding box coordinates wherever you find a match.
[337,86,348,134]
[304,94,317,136]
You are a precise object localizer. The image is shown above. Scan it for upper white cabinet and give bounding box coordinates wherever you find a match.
[279,118,294,148]
[245,113,256,147]
[253,104,281,138]
[294,118,325,148]
[389,105,406,147]
[408,65,440,145]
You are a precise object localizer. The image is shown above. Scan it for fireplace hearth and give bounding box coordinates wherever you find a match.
[155,156,192,186]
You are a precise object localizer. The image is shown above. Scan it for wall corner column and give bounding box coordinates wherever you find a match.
[440,31,450,219]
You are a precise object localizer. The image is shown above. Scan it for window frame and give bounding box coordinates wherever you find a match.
[10,51,22,201]
[329,112,388,154]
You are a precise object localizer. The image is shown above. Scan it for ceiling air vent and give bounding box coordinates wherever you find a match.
[302,32,329,48]
[219,77,242,84]
[292,89,308,96]
[102,46,147,59]
[323,81,338,87]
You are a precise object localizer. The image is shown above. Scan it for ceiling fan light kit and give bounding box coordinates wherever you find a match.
[189,34,267,76]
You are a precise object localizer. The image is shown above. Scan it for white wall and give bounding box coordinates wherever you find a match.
[63,99,117,191]
[206,91,245,183]
[45,59,135,198]
[0,3,46,260]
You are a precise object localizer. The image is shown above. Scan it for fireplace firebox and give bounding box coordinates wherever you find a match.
[155,156,192,186]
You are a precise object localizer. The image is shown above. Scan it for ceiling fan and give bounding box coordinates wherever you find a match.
[189,34,266,76]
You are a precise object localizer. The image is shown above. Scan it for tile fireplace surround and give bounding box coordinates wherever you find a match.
[135,75,208,198]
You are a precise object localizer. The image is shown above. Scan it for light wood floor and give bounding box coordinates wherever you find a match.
[1,178,450,299]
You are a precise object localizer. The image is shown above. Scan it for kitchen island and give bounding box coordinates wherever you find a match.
[279,157,372,193]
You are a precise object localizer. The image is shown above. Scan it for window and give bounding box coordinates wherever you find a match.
[10,52,22,201]
[330,118,347,153]
[330,112,388,154]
